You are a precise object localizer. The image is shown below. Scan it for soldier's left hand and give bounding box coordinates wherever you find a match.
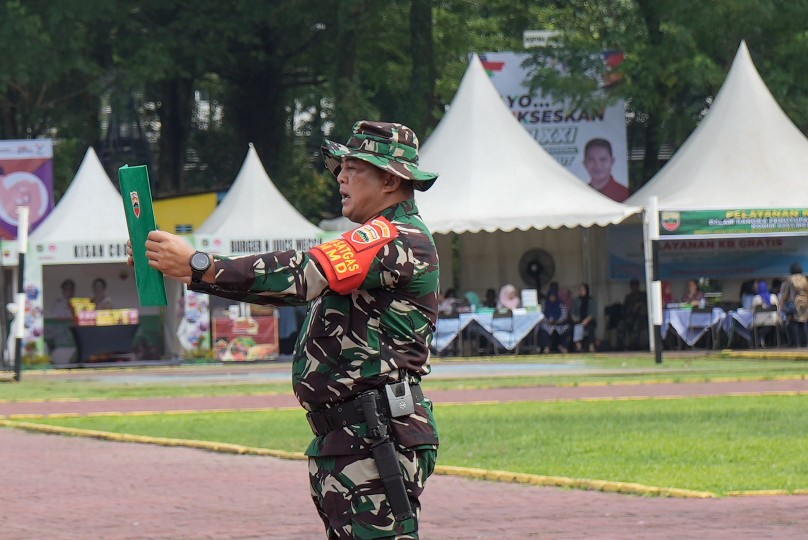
[145,230,196,284]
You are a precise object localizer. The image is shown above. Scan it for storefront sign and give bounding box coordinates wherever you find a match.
[34,241,129,263]
[195,235,321,255]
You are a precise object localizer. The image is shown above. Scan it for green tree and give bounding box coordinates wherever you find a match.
[521,0,808,189]
[0,0,118,197]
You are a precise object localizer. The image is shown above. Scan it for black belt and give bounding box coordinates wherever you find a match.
[306,383,424,437]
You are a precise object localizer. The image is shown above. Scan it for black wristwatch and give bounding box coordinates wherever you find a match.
[190,251,211,284]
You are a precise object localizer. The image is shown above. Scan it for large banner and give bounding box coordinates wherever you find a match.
[608,225,808,280]
[0,139,54,237]
[659,209,808,237]
[480,51,629,201]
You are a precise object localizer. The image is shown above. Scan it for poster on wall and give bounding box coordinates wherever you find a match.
[176,287,211,355]
[479,51,629,201]
[212,315,278,361]
[0,139,55,237]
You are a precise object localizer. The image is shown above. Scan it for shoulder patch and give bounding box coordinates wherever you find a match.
[309,216,399,294]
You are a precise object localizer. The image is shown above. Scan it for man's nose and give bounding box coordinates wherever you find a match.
[337,168,348,183]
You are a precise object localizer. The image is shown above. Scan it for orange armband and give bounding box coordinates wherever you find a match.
[310,217,399,294]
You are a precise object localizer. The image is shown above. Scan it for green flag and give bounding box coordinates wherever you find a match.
[119,165,167,306]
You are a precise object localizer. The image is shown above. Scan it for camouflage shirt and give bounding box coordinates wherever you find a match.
[190,199,440,456]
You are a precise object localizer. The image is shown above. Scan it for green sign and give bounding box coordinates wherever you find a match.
[659,209,808,237]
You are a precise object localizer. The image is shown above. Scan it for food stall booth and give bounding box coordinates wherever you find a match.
[183,144,323,361]
[24,148,165,365]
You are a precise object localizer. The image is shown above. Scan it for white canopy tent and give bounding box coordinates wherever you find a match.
[418,54,638,234]
[195,144,322,253]
[415,54,639,301]
[626,41,808,209]
[625,41,808,351]
[24,147,172,361]
[190,145,324,358]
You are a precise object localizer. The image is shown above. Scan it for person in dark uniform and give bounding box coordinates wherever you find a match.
[129,121,440,539]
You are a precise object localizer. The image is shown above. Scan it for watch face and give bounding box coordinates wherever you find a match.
[191,252,210,271]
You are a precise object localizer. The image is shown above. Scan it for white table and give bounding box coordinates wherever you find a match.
[662,307,725,347]
[723,308,754,343]
[433,311,544,354]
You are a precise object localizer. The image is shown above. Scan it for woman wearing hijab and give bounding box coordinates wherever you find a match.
[752,280,778,309]
[571,283,598,353]
[497,284,521,311]
[539,289,570,353]
[752,280,780,347]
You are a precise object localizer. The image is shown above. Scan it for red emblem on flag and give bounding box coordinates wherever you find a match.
[130,191,141,218]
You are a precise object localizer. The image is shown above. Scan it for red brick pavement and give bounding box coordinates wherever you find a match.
[3,379,808,539]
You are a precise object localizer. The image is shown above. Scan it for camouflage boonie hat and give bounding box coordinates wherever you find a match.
[322,121,438,191]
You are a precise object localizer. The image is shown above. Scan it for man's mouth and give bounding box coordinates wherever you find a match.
[341,192,350,201]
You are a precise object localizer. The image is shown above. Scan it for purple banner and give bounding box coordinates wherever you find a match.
[0,139,54,238]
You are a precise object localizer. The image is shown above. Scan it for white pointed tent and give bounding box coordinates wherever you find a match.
[625,42,808,350]
[191,145,323,359]
[418,54,638,233]
[30,148,129,246]
[195,144,322,254]
[627,41,808,209]
[24,148,167,361]
[414,54,639,298]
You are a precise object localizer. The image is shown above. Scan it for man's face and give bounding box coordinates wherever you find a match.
[583,146,615,186]
[337,157,387,223]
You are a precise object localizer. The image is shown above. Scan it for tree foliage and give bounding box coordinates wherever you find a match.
[1,0,808,218]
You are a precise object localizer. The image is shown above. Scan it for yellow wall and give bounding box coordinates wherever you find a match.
[154,192,218,234]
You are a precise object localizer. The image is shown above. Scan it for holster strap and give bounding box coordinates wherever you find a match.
[306,383,424,437]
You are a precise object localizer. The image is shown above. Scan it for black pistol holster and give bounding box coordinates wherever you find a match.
[305,382,421,522]
[358,389,414,522]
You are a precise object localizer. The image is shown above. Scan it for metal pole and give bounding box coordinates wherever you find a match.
[14,206,29,382]
[643,197,663,364]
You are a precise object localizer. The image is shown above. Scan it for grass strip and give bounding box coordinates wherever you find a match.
[15,394,808,496]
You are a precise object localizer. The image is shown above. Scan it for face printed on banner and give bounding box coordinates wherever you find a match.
[583,145,615,188]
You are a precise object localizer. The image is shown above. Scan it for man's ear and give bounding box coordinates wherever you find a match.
[381,172,403,193]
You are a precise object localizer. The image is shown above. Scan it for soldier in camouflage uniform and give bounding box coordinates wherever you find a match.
[135,121,440,539]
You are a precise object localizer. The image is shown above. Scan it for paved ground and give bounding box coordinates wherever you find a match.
[2,367,808,539]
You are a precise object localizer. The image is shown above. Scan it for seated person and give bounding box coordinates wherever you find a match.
[497,284,521,311]
[681,279,705,306]
[662,281,674,306]
[539,289,570,354]
[50,279,76,319]
[463,290,481,312]
[617,278,648,350]
[571,283,597,353]
[739,279,756,310]
[483,288,497,308]
[752,280,779,310]
[91,277,114,310]
[752,280,780,347]
[438,288,459,315]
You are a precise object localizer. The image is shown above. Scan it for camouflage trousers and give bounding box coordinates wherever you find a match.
[308,446,437,539]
